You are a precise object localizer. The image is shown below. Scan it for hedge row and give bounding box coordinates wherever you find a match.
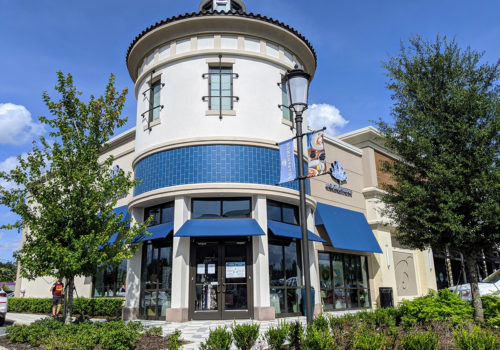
[7,297,124,317]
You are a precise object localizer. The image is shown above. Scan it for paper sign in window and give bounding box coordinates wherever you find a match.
[226,262,245,279]
[197,264,205,275]
[208,264,216,274]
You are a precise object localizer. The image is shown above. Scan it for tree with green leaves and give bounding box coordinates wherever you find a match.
[0,72,148,323]
[0,260,17,282]
[377,35,500,321]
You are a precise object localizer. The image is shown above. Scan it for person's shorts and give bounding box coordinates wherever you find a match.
[52,295,63,306]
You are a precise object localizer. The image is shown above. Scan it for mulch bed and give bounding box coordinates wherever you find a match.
[0,335,187,350]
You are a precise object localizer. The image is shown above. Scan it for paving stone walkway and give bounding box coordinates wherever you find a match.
[3,310,360,349]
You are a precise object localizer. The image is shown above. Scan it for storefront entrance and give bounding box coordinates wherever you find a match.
[189,238,253,320]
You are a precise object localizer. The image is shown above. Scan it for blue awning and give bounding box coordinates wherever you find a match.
[315,202,382,253]
[133,222,174,243]
[267,220,325,243]
[174,219,265,237]
[112,205,131,223]
[104,206,132,245]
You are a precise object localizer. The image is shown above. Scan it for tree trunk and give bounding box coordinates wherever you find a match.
[465,255,484,322]
[64,277,75,324]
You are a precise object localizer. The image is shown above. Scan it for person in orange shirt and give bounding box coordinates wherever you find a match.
[50,278,64,317]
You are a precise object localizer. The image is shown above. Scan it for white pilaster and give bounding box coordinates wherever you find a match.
[252,195,274,320]
[167,195,190,321]
[124,207,143,320]
[306,207,321,314]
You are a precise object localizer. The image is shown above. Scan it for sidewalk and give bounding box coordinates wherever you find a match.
[4,310,360,350]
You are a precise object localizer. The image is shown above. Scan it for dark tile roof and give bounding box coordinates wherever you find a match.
[126,10,317,66]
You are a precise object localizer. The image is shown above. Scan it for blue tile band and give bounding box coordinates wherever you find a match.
[134,145,310,196]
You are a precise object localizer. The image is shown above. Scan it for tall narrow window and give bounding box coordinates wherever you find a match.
[281,78,291,121]
[209,66,232,111]
[149,80,161,122]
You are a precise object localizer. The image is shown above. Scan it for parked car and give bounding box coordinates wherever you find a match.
[449,269,500,301]
[0,290,7,326]
[6,290,14,297]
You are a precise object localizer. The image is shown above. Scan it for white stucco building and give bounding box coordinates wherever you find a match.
[17,0,442,321]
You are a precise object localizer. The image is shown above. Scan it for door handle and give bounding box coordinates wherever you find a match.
[222,284,226,293]
[217,284,221,293]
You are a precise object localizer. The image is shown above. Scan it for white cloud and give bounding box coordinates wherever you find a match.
[0,103,44,145]
[0,154,26,190]
[307,103,349,136]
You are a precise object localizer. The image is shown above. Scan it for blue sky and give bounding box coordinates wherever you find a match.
[0,0,499,262]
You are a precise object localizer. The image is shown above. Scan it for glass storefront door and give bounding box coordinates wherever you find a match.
[139,240,172,320]
[190,238,253,320]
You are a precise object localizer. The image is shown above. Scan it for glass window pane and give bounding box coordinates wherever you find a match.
[360,256,369,289]
[222,199,250,218]
[145,208,161,226]
[282,205,298,225]
[161,204,174,223]
[152,83,161,121]
[335,289,346,309]
[192,199,221,218]
[321,289,334,311]
[319,253,332,289]
[225,284,247,310]
[359,289,370,308]
[209,67,232,110]
[332,254,345,288]
[348,289,359,308]
[281,83,291,121]
[269,244,284,286]
[267,202,282,222]
[285,240,301,287]
[286,288,300,314]
[116,261,127,297]
[270,288,284,315]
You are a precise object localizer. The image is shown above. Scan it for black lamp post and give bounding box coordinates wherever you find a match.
[284,67,313,324]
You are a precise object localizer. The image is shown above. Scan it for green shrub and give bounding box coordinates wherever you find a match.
[264,322,289,350]
[454,325,500,350]
[200,326,233,350]
[288,320,304,349]
[399,289,473,327]
[166,329,182,350]
[482,295,500,327]
[6,318,62,346]
[354,330,390,350]
[402,331,440,350]
[312,313,329,331]
[356,307,399,329]
[6,318,149,350]
[7,297,124,317]
[302,325,337,350]
[231,322,259,350]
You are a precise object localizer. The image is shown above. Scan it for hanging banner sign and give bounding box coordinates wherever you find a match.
[278,138,296,184]
[306,131,327,177]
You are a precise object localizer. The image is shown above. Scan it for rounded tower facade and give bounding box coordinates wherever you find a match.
[124,0,320,322]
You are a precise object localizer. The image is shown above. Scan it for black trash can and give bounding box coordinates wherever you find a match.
[379,287,393,308]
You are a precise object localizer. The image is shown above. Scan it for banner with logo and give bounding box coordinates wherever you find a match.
[306,131,327,177]
[278,138,296,184]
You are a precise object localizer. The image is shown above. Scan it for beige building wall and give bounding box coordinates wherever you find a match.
[338,127,437,306]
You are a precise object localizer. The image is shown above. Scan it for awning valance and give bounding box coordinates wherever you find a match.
[174,218,265,237]
[315,202,382,253]
[267,220,325,243]
[133,222,174,243]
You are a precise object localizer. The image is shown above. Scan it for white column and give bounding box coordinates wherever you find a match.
[166,195,190,322]
[124,207,143,320]
[307,206,321,315]
[252,195,275,320]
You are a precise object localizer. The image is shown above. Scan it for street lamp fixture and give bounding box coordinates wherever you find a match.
[283,66,314,324]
